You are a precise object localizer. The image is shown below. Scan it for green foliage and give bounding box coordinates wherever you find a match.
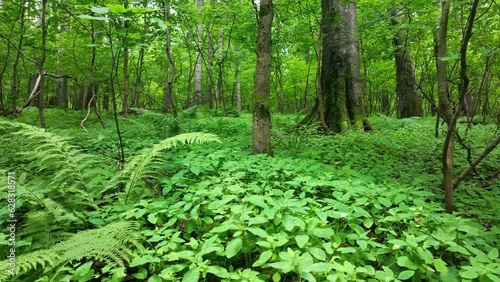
[107,132,221,203]
[0,221,141,281]
[0,111,498,281]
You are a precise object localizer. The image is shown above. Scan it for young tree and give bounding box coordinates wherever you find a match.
[252,0,273,155]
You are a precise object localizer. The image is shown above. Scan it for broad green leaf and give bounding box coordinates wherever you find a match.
[182,267,200,282]
[398,270,415,280]
[210,223,238,233]
[433,258,447,275]
[308,247,326,261]
[488,248,499,260]
[460,270,479,279]
[147,213,157,224]
[148,275,162,282]
[226,237,242,258]
[207,266,230,278]
[295,235,310,248]
[247,227,269,238]
[312,227,334,238]
[375,266,395,281]
[106,4,127,13]
[397,256,419,270]
[363,218,374,228]
[378,197,392,208]
[253,250,273,267]
[132,268,148,279]
[190,166,201,176]
[90,6,109,14]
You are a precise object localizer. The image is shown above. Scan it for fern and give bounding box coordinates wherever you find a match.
[0,120,103,208]
[106,132,221,203]
[0,221,141,281]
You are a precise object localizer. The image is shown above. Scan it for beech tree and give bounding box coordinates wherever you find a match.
[303,0,369,133]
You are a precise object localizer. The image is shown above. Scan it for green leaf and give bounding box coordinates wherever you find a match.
[377,197,392,208]
[90,6,109,14]
[130,257,150,267]
[79,15,108,21]
[312,227,334,238]
[185,219,196,234]
[182,267,200,282]
[106,4,127,13]
[148,275,162,282]
[460,270,478,279]
[247,227,269,238]
[308,247,326,261]
[398,270,415,280]
[363,218,374,228]
[253,250,273,267]
[295,235,310,248]
[397,256,419,270]
[190,166,201,176]
[132,268,148,279]
[226,237,243,258]
[375,266,394,281]
[147,213,158,224]
[207,266,230,278]
[433,258,447,275]
[244,195,269,208]
[488,248,499,260]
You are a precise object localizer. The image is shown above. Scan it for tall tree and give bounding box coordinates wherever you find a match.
[252,0,273,155]
[317,0,367,133]
[193,0,204,106]
[38,0,48,128]
[391,7,422,118]
[163,0,178,117]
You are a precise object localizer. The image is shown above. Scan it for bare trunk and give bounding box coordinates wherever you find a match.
[234,81,241,111]
[252,0,273,155]
[319,0,366,132]
[10,2,27,116]
[193,0,204,106]
[38,0,47,128]
[132,48,145,107]
[392,8,423,118]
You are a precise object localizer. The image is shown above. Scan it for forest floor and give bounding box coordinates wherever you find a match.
[1,108,499,281]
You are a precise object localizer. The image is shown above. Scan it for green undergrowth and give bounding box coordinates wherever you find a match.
[0,108,498,282]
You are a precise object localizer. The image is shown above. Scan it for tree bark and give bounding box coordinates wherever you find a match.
[193,0,204,106]
[252,0,273,155]
[391,8,423,118]
[38,0,47,128]
[318,0,366,133]
[162,0,178,117]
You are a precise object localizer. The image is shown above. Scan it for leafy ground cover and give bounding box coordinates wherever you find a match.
[0,109,498,282]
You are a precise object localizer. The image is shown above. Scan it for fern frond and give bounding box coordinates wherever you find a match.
[106,132,221,202]
[0,120,103,208]
[0,221,141,280]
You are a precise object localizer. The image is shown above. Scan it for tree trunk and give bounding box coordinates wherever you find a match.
[318,0,366,133]
[56,77,68,108]
[132,48,145,107]
[10,2,27,116]
[252,0,273,155]
[234,81,241,111]
[38,0,47,128]
[193,0,204,106]
[162,0,178,117]
[391,8,422,118]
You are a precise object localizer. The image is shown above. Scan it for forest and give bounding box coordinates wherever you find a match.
[0,0,499,281]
